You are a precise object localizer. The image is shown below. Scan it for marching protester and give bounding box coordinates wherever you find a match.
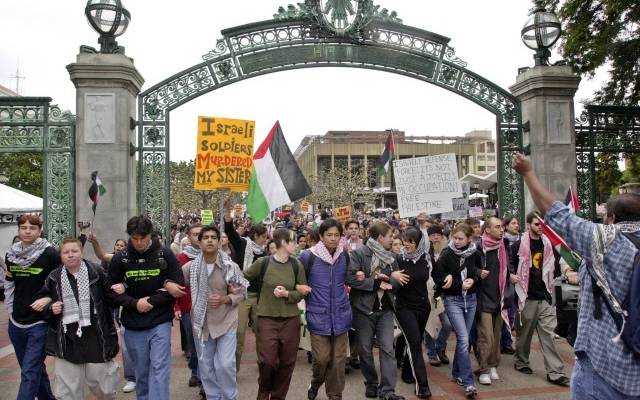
[183,225,248,400]
[108,215,185,400]
[86,233,127,267]
[476,217,514,385]
[395,227,433,398]
[513,153,640,400]
[38,238,120,399]
[347,221,409,400]
[512,213,570,386]
[300,218,352,400]
[5,215,58,400]
[243,228,308,400]
[500,215,521,355]
[433,223,482,399]
[223,200,269,370]
[342,219,364,253]
[174,224,203,388]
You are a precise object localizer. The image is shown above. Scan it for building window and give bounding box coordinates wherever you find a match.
[477,143,485,153]
[318,157,331,173]
[478,165,486,172]
[477,155,485,161]
[487,142,495,153]
[487,155,496,161]
[487,166,496,171]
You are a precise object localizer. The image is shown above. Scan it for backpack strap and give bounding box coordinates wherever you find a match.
[256,256,271,303]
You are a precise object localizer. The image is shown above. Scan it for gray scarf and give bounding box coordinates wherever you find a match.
[183,245,201,260]
[590,221,640,342]
[60,261,92,337]
[366,237,396,275]
[190,251,249,341]
[243,237,264,271]
[7,238,50,267]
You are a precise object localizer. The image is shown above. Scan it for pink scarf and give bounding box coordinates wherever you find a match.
[514,231,555,312]
[310,241,344,265]
[481,232,510,328]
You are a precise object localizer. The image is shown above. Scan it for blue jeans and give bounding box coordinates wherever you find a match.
[444,294,477,387]
[571,353,640,400]
[120,325,136,382]
[8,321,55,400]
[194,328,237,400]
[180,312,199,377]
[425,312,452,356]
[124,322,172,400]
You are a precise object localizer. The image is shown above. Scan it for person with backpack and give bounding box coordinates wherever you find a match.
[512,212,569,386]
[513,153,640,400]
[300,218,352,400]
[243,227,308,400]
[108,215,185,400]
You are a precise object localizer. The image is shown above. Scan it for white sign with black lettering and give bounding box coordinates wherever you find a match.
[393,154,462,217]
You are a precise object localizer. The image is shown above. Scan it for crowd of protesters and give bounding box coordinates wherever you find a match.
[1,153,639,400]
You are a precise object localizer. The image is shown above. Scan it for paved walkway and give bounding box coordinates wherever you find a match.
[0,305,572,399]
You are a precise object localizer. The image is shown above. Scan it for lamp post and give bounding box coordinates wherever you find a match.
[85,0,131,54]
[521,0,562,66]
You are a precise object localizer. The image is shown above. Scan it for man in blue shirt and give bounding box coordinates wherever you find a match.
[512,153,640,400]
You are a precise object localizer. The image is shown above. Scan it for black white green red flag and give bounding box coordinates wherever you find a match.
[88,171,106,214]
[376,131,396,176]
[246,121,312,222]
[538,214,581,271]
[564,186,580,214]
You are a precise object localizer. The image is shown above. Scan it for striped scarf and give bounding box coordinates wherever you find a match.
[60,261,92,337]
[7,238,50,267]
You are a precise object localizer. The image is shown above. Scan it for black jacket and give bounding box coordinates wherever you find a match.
[41,260,119,361]
[224,219,266,293]
[108,240,184,330]
[432,246,482,297]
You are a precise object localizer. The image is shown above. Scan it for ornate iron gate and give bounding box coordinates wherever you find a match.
[575,105,640,220]
[138,1,524,233]
[0,97,76,245]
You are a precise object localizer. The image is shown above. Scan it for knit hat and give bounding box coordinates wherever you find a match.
[427,225,443,236]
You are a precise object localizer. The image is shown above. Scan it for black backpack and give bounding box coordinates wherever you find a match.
[591,232,640,357]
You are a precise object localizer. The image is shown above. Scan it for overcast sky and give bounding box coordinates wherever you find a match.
[1,0,604,161]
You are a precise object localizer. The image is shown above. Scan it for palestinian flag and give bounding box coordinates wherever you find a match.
[538,215,582,271]
[376,131,396,176]
[247,121,312,222]
[88,171,106,214]
[564,186,580,214]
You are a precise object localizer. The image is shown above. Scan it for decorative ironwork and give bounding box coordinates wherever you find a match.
[0,97,75,245]
[574,105,640,220]
[139,1,524,234]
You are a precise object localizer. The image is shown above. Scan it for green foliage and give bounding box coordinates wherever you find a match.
[545,0,640,105]
[595,153,623,200]
[307,168,379,209]
[621,154,640,184]
[0,153,43,197]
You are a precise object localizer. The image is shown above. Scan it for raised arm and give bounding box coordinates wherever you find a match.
[87,232,113,263]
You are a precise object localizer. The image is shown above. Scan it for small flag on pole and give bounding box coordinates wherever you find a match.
[537,214,582,271]
[88,171,106,214]
[246,121,312,222]
[376,131,396,177]
[564,186,580,214]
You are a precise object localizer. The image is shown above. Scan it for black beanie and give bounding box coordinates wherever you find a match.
[427,225,443,236]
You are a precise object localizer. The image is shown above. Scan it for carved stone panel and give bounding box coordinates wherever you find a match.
[546,100,571,144]
[84,93,115,143]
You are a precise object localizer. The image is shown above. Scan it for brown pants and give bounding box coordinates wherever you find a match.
[256,316,300,400]
[476,311,502,374]
[310,333,348,400]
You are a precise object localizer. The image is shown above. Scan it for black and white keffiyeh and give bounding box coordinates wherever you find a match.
[190,251,249,341]
[401,231,431,266]
[7,238,51,267]
[61,261,92,337]
[447,241,477,302]
[182,245,201,260]
[242,237,264,271]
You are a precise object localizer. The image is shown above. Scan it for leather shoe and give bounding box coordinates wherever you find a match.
[307,384,319,400]
[514,365,533,374]
[438,350,450,364]
[349,357,361,369]
[380,393,405,400]
[401,375,415,384]
[501,347,516,355]
[365,386,378,398]
[417,386,432,399]
[428,354,441,366]
[547,375,570,387]
[188,376,200,387]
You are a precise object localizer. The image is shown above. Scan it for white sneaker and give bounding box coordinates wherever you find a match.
[490,367,500,380]
[122,381,136,393]
[478,373,492,385]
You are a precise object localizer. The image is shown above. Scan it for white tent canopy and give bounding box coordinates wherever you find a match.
[0,183,43,213]
[460,171,497,191]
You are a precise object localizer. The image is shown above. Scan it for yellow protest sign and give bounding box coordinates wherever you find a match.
[301,200,310,213]
[335,206,352,225]
[194,116,255,192]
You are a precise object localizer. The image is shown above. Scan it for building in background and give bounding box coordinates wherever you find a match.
[294,129,497,208]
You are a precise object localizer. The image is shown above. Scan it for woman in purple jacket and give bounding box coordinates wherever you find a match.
[300,218,352,400]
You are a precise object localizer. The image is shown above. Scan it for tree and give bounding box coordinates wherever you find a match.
[595,152,623,200]
[546,0,640,105]
[0,153,43,197]
[306,168,380,209]
[169,160,242,222]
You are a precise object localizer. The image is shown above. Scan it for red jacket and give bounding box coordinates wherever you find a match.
[174,252,193,313]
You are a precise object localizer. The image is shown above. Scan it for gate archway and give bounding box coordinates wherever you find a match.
[137,1,524,233]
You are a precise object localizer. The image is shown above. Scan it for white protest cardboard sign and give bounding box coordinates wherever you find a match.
[393,154,462,218]
[442,182,470,220]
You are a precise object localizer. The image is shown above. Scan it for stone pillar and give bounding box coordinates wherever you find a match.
[509,65,581,214]
[68,53,144,257]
